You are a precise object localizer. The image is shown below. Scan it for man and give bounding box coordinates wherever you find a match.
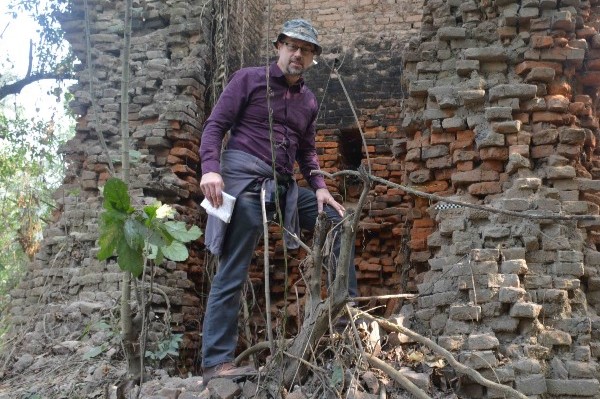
[199,19,358,383]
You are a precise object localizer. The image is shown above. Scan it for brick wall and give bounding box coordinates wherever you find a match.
[9,0,600,396]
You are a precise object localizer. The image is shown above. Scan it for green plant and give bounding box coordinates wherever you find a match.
[145,333,183,362]
[81,320,115,360]
[97,177,202,276]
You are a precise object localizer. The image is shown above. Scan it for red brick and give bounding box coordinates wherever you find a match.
[409,238,428,251]
[415,180,449,193]
[531,144,555,158]
[531,35,554,48]
[531,112,570,124]
[515,60,563,75]
[569,102,591,117]
[548,81,572,96]
[456,161,474,171]
[452,169,499,183]
[450,140,473,153]
[480,147,509,161]
[506,134,518,146]
[574,95,592,105]
[435,169,453,181]
[426,155,452,169]
[457,130,475,141]
[430,132,456,144]
[370,163,387,171]
[514,113,530,124]
[577,26,597,39]
[171,164,195,175]
[468,181,502,196]
[556,144,581,158]
[316,142,338,148]
[481,160,505,172]
[509,145,530,157]
[413,218,436,228]
[405,161,421,172]
[170,147,200,163]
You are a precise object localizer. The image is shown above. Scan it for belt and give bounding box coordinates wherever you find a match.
[247,175,293,194]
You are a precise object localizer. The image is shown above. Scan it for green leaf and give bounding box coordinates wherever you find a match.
[129,149,142,162]
[161,241,189,262]
[123,219,146,250]
[94,321,111,331]
[143,203,158,220]
[147,244,165,264]
[102,178,131,212]
[83,345,105,360]
[97,219,123,260]
[116,239,144,277]
[330,363,344,388]
[101,208,128,224]
[163,221,202,243]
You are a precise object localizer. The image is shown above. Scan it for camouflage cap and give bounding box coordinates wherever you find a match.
[274,19,322,56]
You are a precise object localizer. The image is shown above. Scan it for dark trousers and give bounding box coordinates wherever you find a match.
[201,187,358,368]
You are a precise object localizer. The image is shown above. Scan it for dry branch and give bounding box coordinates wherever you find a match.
[366,355,432,399]
[315,170,599,222]
[351,309,530,399]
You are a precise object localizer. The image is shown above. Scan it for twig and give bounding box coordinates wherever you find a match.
[366,355,432,399]
[241,286,256,366]
[261,186,275,356]
[234,339,292,365]
[307,214,330,318]
[282,227,312,252]
[352,294,417,302]
[283,351,328,374]
[315,169,598,221]
[350,309,530,399]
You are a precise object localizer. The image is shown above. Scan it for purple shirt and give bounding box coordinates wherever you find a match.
[200,62,326,190]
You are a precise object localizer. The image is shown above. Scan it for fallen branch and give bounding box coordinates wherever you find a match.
[314,170,598,222]
[350,309,529,399]
[234,339,292,366]
[366,355,432,399]
[352,293,417,302]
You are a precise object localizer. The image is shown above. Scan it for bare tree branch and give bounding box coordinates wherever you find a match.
[314,169,599,222]
[0,72,75,101]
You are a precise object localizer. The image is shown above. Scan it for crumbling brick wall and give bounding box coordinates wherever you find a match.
[7,0,600,396]
[400,0,600,395]
[4,0,423,374]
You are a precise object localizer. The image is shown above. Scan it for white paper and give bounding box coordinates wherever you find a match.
[201,192,236,223]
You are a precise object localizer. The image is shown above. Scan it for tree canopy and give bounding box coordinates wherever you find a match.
[0,0,75,100]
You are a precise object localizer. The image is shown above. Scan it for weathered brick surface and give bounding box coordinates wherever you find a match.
[4,0,600,396]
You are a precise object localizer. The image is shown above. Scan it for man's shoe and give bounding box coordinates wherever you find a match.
[202,362,256,386]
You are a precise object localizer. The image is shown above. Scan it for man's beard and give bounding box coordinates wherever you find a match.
[285,58,304,75]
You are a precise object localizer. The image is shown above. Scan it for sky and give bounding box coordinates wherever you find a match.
[0,2,73,123]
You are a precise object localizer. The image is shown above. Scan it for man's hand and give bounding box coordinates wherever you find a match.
[200,172,225,208]
[316,188,345,217]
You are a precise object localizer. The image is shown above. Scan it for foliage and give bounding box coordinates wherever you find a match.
[145,333,183,362]
[97,177,202,277]
[1,0,76,100]
[80,320,117,360]
[0,101,72,294]
[8,0,73,71]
